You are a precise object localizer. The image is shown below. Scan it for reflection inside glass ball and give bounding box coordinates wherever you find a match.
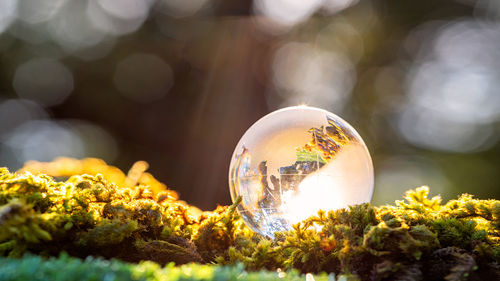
[229,106,374,237]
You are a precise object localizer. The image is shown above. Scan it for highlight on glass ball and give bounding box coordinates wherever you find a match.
[229,106,374,237]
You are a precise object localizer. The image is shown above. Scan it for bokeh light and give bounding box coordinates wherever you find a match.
[0,0,498,210]
[48,1,108,55]
[252,0,359,34]
[0,0,17,35]
[156,0,210,18]
[16,0,66,24]
[9,20,52,45]
[0,99,48,141]
[68,120,118,162]
[1,118,117,170]
[13,58,74,107]
[400,20,500,153]
[270,42,355,112]
[253,0,323,29]
[322,0,358,14]
[113,53,174,103]
[87,0,153,36]
[373,156,450,204]
[5,120,86,164]
[316,20,365,62]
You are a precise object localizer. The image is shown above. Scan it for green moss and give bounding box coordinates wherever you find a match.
[0,254,342,281]
[1,159,500,280]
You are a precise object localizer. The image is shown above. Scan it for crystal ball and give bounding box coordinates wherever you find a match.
[228,106,374,237]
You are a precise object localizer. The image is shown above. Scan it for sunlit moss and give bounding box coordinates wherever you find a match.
[1,158,499,280]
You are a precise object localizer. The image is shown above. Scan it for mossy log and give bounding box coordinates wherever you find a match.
[1,158,499,281]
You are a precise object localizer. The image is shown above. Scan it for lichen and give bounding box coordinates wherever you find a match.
[1,157,499,280]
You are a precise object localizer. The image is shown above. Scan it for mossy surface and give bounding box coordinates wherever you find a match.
[0,254,346,281]
[1,158,499,281]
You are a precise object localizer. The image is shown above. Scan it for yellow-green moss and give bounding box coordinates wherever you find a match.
[1,158,499,280]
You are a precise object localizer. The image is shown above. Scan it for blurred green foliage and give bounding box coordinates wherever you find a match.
[0,254,345,281]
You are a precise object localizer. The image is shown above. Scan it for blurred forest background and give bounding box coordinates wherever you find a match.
[0,0,499,210]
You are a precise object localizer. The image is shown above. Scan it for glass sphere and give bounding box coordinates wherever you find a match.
[229,106,374,237]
